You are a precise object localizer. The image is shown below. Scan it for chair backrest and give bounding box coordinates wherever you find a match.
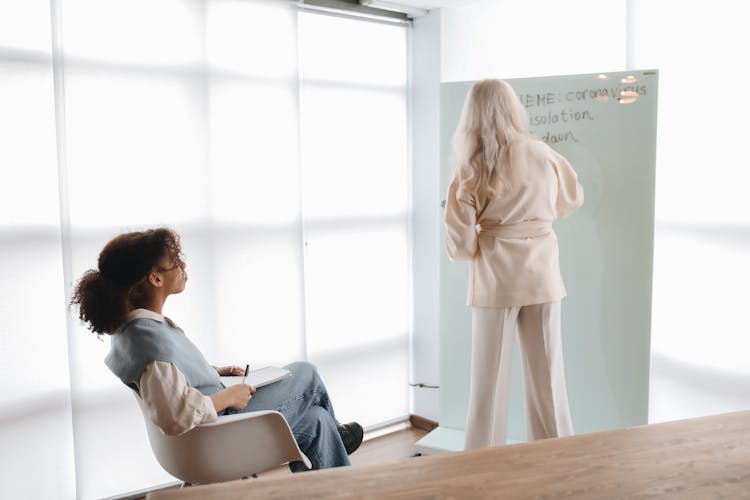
[132,391,311,484]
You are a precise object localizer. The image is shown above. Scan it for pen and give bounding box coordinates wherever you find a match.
[242,364,249,384]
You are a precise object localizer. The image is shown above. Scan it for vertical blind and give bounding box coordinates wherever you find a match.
[0,1,409,498]
[298,11,410,430]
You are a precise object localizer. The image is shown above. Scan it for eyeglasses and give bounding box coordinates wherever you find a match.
[157,259,184,273]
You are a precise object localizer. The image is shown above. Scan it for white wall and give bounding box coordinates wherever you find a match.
[441,0,627,82]
[409,9,441,422]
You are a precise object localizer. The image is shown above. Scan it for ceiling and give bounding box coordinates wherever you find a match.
[386,0,483,9]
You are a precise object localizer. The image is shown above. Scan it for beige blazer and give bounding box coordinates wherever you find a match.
[445,137,583,308]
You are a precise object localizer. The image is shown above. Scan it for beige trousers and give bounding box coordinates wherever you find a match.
[464,302,574,450]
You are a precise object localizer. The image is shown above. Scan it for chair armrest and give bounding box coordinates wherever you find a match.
[197,410,279,428]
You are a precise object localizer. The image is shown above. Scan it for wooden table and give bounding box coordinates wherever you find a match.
[149,411,750,499]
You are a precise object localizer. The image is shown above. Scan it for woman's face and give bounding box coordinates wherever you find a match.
[157,254,187,295]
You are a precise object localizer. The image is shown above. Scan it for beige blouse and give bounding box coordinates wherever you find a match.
[445,137,584,307]
[140,360,218,436]
[126,309,219,436]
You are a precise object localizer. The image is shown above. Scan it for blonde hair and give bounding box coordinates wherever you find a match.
[452,79,530,204]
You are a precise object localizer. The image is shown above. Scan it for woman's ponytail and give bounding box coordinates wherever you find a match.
[71,269,130,334]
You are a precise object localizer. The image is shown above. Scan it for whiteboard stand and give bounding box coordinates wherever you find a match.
[415,427,526,455]
[414,426,465,455]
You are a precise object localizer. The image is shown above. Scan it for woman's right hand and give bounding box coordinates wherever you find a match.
[225,384,254,410]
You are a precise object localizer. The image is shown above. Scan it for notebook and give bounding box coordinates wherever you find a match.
[221,366,293,389]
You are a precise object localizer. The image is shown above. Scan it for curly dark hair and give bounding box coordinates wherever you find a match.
[71,227,183,334]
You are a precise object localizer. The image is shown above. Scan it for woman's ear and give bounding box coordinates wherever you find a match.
[148,271,163,288]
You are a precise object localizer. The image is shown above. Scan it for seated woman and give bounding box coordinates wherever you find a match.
[71,227,363,472]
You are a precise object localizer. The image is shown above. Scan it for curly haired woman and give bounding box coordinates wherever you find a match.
[72,227,362,472]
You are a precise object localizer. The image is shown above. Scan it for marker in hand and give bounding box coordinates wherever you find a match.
[242,364,249,384]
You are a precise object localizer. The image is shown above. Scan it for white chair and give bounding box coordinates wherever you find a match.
[132,391,311,485]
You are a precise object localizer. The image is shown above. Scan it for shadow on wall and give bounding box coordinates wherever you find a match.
[656,222,750,251]
[649,352,750,423]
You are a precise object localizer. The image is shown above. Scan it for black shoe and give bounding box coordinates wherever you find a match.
[337,422,363,455]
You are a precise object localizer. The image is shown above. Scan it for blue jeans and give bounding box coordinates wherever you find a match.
[226,361,350,472]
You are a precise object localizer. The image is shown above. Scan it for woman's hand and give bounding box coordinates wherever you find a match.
[210,384,257,412]
[215,365,246,376]
[225,384,255,410]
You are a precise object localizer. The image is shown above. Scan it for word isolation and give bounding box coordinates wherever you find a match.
[528,109,592,127]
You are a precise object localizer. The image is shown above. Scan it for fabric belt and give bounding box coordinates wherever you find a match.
[477,220,553,239]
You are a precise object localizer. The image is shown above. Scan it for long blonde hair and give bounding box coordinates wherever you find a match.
[452,79,530,205]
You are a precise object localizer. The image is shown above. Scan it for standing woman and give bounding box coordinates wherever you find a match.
[71,227,362,472]
[445,79,584,450]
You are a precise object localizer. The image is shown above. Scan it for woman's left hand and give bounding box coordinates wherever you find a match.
[217,365,245,376]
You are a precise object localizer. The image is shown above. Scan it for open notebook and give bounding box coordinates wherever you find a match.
[221,366,293,389]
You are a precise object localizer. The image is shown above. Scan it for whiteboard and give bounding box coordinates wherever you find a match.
[438,70,659,443]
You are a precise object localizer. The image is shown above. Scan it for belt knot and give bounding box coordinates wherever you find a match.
[477,220,552,239]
